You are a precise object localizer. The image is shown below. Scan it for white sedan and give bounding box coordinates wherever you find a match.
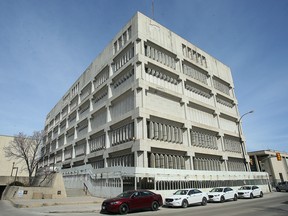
[237,185,263,199]
[165,188,208,208]
[208,187,238,202]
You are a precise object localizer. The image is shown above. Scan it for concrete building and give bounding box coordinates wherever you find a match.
[40,12,269,197]
[249,150,288,186]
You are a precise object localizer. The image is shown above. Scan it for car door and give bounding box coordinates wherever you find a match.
[193,189,204,203]
[187,189,197,204]
[129,191,142,210]
[252,186,260,196]
[224,188,233,199]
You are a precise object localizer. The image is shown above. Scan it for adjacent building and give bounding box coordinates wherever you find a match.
[40,12,268,197]
[0,135,29,198]
[249,150,288,186]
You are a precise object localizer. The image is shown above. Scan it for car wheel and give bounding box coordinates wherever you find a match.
[250,193,254,199]
[119,203,129,215]
[201,197,207,206]
[220,196,225,203]
[260,192,263,198]
[276,187,280,192]
[151,201,159,211]
[182,199,188,208]
[233,194,238,201]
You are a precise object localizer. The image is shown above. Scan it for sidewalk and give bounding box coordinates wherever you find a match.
[9,196,105,213]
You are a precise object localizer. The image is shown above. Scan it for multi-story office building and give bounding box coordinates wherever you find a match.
[41,12,268,197]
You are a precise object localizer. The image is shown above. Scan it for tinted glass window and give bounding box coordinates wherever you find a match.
[210,188,223,192]
[175,190,188,195]
[142,191,152,196]
[224,188,232,192]
[188,190,194,195]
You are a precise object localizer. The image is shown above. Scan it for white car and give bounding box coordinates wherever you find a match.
[237,185,263,198]
[165,188,208,208]
[208,187,238,202]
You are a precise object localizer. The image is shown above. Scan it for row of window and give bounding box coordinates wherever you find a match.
[113,26,132,54]
[65,175,267,191]
[155,178,267,190]
[90,160,104,169]
[216,96,234,108]
[147,121,183,144]
[224,137,242,153]
[94,69,109,90]
[145,44,176,70]
[227,159,246,171]
[111,122,134,146]
[183,64,208,84]
[47,117,242,159]
[113,46,134,73]
[213,78,230,95]
[193,157,221,171]
[149,153,186,170]
[107,154,134,167]
[75,143,86,157]
[182,44,207,68]
[191,130,218,149]
[185,83,211,99]
[90,134,106,153]
[145,67,178,85]
[113,69,134,89]
[94,89,108,105]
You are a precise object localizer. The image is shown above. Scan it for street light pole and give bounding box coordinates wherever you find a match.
[238,110,254,171]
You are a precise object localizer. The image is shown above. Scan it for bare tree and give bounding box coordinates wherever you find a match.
[4,130,45,186]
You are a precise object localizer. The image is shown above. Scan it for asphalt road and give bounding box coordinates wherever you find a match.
[0,192,287,216]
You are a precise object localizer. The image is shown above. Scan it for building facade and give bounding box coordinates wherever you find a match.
[41,12,268,197]
[0,135,29,198]
[249,150,288,186]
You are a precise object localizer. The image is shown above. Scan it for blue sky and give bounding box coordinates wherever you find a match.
[0,0,287,153]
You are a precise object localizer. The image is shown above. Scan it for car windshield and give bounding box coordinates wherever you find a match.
[210,188,223,192]
[116,191,135,198]
[240,186,251,190]
[174,190,188,195]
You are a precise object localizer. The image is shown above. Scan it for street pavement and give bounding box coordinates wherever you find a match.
[4,191,288,215]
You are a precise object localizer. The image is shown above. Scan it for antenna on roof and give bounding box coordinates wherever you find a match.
[152,0,155,20]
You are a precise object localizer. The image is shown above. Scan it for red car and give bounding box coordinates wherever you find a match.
[101,190,163,214]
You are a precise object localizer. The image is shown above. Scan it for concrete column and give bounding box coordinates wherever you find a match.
[61,149,64,162]
[189,155,194,170]
[143,151,148,168]
[86,138,90,155]
[223,160,228,171]
[134,151,138,168]
[88,117,92,133]
[72,144,75,159]
[105,127,110,149]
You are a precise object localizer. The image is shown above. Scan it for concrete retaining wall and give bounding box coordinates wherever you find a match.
[2,173,67,200]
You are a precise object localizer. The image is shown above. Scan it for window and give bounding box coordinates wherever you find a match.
[141,191,153,196]
[188,190,194,195]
